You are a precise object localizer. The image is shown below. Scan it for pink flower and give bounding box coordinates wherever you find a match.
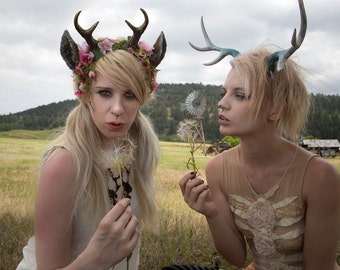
[74,66,84,76]
[78,42,89,55]
[88,71,96,78]
[74,89,85,96]
[127,47,135,54]
[74,67,85,83]
[137,51,147,62]
[98,38,114,54]
[112,38,123,43]
[80,53,93,66]
[138,41,153,56]
[72,73,78,82]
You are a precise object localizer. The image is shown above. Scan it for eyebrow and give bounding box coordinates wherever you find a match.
[94,86,112,89]
[233,87,245,92]
[221,86,245,92]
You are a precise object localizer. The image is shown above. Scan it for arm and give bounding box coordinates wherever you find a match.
[303,157,340,270]
[179,155,246,267]
[205,155,247,267]
[35,148,76,269]
[35,148,139,270]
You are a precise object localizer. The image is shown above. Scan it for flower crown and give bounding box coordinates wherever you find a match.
[60,9,166,97]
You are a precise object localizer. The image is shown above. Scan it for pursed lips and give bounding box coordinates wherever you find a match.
[107,121,125,130]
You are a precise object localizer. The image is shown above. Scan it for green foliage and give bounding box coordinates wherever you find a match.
[0,87,340,142]
[306,94,340,140]
[223,136,240,148]
[0,100,78,131]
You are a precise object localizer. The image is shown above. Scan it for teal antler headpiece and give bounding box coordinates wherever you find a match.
[188,16,240,66]
[189,0,307,75]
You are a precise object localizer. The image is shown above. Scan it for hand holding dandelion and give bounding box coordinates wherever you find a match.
[105,136,136,270]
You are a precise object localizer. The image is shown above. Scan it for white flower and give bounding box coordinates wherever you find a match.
[177,119,197,141]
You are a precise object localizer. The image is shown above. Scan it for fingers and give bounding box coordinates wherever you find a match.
[179,171,196,194]
[111,199,139,236]
[85,198,140,268]
[99,198,139,240]
[103,198,131,224]
[179,171,209,205]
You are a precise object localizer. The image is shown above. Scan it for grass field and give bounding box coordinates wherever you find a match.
[0,130,339,269]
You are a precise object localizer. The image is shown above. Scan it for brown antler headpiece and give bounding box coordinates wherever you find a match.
[74,11,100,54]
[60,9,167,96]
[189,0,307,75]
[125,8,149,50]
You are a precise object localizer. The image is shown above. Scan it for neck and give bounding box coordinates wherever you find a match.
[238,135,295,167]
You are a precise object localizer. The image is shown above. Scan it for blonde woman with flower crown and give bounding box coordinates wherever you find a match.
[178,1,340,270]
[17,9,166,270]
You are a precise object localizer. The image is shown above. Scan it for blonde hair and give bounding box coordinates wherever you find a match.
[231,47,310,141]
[47,50,159,227]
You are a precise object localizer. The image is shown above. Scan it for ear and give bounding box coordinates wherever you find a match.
[269,109,280,121]
[269,102,287,121]
[60,30,79,70]
[150,31,167,67]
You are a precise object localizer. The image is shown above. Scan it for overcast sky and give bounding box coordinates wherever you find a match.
[1,0,339,115]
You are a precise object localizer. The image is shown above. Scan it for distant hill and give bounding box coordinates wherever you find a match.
[0,83,339,142]
[0,99,78,131]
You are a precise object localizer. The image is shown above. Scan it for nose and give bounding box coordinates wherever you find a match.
[218,94,231,112]
[111,96,124,116]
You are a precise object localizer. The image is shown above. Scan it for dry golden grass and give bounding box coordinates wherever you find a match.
[1,132,339,269]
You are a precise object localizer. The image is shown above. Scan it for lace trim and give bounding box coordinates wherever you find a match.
[230,193,305,267]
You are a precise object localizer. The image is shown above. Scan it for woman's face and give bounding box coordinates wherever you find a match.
[217,68,270,138]
[89,73,140,144]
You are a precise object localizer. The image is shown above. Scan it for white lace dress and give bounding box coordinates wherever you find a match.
[17,148,142,270]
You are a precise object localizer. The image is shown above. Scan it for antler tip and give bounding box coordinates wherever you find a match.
[140,8,146,14]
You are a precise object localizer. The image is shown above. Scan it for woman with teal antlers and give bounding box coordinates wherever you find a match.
[17,8,166,270]
[179,0,340,269]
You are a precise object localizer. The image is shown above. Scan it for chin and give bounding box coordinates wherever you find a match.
[219,127,232,136]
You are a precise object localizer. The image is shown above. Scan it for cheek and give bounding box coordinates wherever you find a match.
[88,101,106,123]
[127,104,140,124]
[130,102,140,115]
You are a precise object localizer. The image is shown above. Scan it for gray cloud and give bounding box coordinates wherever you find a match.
[1,0,339,114]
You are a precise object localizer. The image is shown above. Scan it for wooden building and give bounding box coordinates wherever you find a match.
[300,139,340,158]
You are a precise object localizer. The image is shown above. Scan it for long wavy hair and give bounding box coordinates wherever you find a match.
[46,50,159,227]
[231,47,310,141]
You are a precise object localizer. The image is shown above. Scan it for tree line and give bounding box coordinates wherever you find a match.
[0,83,339,143]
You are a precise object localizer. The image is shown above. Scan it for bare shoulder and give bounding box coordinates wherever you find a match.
[35,148,77,260]
[304,156,340,202]
[205,152,225,186]
[41,148,75,179]
[206,152,224,174]
[39,147,77,193]
[206,152,224,171]
[35,147,77,228]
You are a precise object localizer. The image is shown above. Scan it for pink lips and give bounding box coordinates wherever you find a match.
[107,122,125,131]
[218,114,230,125]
